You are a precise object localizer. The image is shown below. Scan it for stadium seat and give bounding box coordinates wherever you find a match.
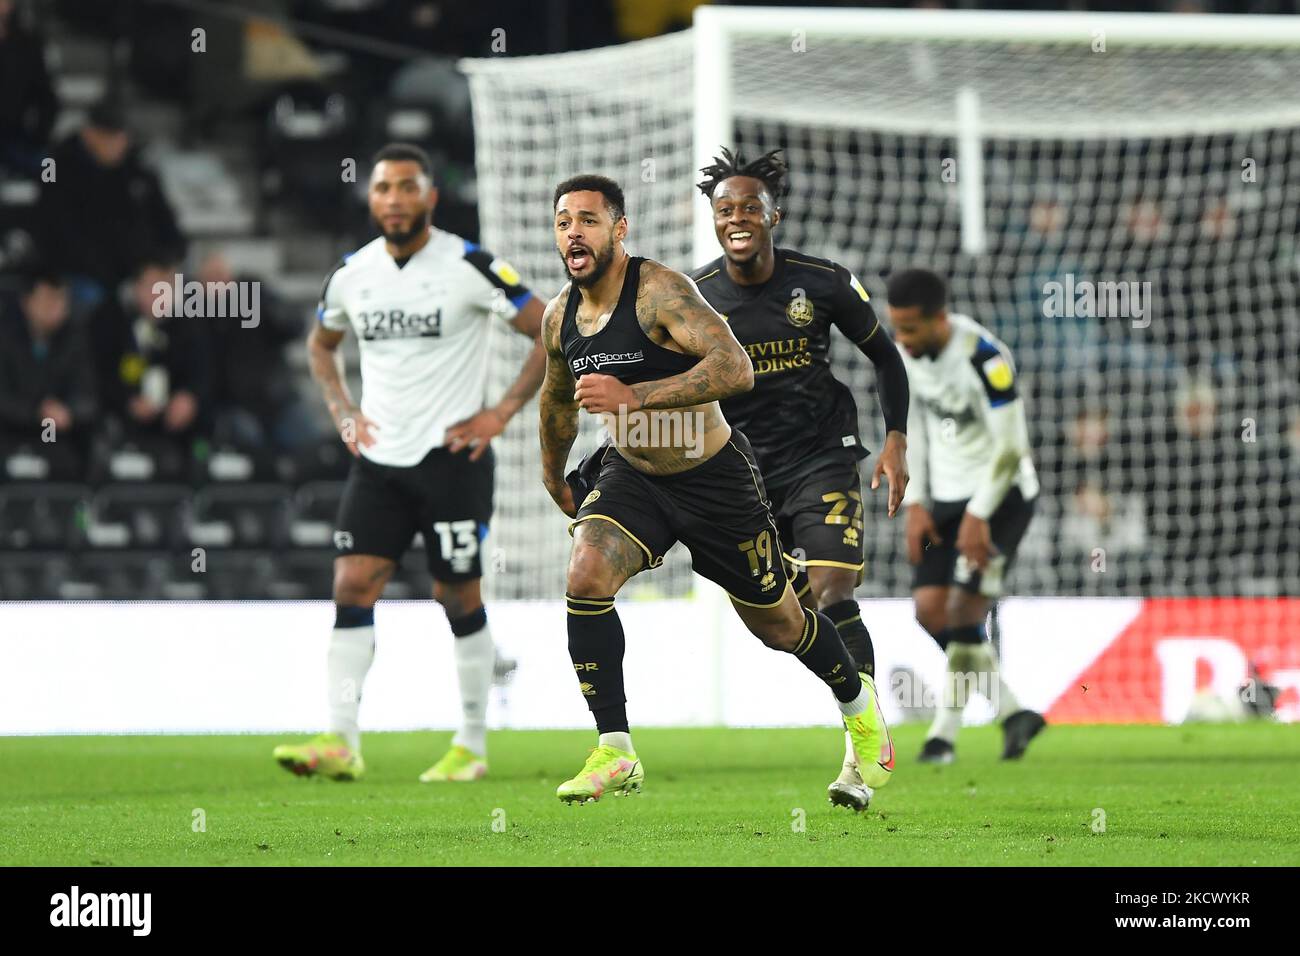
[278,440,351,485]
[204,445,280,484]
[0,553,71,600]
[0,170,39,267]
[276,550,336,599]
[198,550,281,600]
[259,82,357,230]
[0,484,90,552]
[85,484,190,550]
[149,549,211,600]
[185,484,292,551]
[63,552,174,600]
[103,440,190,484]
[1,441,86,483]
[288,481,346,549]
[60,550,274,600]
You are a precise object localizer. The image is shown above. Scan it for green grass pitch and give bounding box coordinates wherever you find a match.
[2,723,1297,866]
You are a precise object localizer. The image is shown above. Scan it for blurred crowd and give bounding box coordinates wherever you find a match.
[1,0,1297,598]
[0,250,322,480]
[0,0,337,483]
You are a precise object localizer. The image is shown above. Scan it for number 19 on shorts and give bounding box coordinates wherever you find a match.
[737,529,776,579]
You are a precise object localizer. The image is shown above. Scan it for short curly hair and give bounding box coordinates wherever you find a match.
[553,174,625,221]
[696,146,789,212]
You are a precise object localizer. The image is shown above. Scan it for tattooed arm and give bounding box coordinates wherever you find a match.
[307,324,379,458]
[538,290,580,515]
[629,262,753,410]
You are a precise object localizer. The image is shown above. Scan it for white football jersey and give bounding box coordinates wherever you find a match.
[899,312,1039,518]
[317,227,533,466]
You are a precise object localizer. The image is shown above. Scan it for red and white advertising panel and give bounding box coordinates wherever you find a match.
[2,597,1295,733]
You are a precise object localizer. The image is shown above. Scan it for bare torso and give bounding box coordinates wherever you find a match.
[569,282,731,475]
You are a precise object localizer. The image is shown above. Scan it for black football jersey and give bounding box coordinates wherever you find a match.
[691,248,880,488]
[561,256,699,385]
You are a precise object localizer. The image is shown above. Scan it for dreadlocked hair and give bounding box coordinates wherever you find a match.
[696,147,789,211]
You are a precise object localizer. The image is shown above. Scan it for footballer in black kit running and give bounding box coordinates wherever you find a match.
[691,148,911,810]
[538,174,895,804]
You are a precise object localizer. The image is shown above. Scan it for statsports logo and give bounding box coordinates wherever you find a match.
[571,351,644,374]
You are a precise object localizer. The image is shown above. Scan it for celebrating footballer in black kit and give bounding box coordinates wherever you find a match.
[272,144,547,784]
[691,148,910,810]
[538,174,894,805]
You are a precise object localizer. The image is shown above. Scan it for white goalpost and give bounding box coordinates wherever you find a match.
[462,9,1300,618]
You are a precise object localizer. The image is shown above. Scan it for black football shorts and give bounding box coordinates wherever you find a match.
[569,430,791,607]
[767,456,866,599]
[335,445,494,581]
[910,488,1035,598]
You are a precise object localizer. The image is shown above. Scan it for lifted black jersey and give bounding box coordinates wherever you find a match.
[690,248,880,488]
[560,256,699,386]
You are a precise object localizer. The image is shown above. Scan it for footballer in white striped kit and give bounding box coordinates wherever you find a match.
[273,144,546,783]
[888,267,1046,766]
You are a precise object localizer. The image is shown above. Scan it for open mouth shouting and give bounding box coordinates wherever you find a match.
[567,244,592,272]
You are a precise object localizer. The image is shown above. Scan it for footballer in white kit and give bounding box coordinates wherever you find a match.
[273,144,546,782]
[886,267,1046,765]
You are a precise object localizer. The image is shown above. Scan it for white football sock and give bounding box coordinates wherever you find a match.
[328,625,375,752]
[927,705,963,744]
[967,642,1022,720]
[836,677,871,718]
[451,621,495,757]
[926,642,976,744]
[599,731,634,754]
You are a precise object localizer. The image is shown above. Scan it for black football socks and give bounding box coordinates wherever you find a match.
[565,594,629,734]
[822,598,876,677]
[791,606,863,703]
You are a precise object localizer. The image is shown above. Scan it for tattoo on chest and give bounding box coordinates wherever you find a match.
[575,308,613,337]
[631,302,677,348]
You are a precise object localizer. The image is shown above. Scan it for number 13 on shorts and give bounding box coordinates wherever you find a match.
[433,519,481,574]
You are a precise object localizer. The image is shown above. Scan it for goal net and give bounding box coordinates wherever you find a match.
[463,33,698,601]
[461,9,1300,628]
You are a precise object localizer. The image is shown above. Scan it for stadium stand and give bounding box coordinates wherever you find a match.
[1,0,1296,605]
